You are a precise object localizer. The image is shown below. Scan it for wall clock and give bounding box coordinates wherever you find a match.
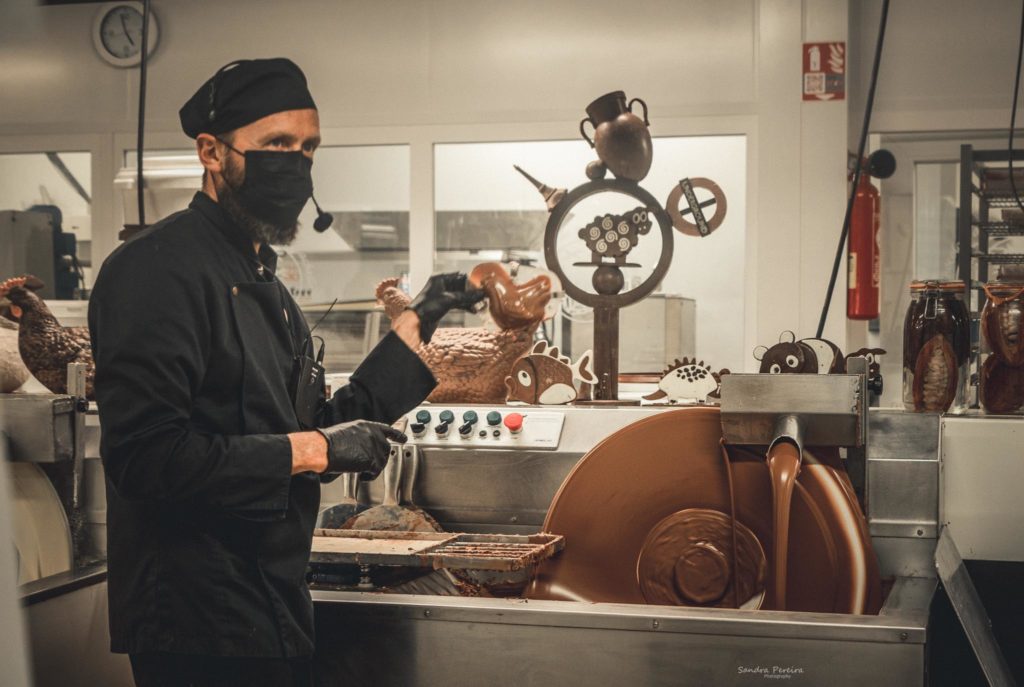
[92,2,159,68]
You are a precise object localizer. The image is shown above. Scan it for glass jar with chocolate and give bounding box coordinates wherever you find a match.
[979,282,1024,414]
[902,281,971,413]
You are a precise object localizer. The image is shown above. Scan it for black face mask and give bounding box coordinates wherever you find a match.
[219,141,313,228]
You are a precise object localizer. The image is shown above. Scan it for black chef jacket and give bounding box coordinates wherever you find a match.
[88,192,436,658]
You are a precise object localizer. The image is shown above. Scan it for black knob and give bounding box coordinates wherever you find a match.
[866,149,896,180]
[458,422,474,437]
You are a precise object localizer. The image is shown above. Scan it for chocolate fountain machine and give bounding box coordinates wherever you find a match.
[311,398,946,686]
[309,357,970,686]
[309,95,959,686]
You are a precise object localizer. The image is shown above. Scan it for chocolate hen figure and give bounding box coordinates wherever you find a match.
[377,263,552,403]
[1,276,94,398]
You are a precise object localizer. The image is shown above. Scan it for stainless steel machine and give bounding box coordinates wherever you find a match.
[311,388,944,687]
[7,370,1019,685]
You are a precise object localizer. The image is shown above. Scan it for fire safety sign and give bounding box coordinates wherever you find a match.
[802,42,845,101]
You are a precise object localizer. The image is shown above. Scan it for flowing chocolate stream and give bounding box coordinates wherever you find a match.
[766,441,801,610]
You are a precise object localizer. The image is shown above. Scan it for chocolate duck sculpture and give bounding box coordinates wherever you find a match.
[376,263,553,403]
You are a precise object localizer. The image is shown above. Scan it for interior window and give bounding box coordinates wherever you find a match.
[433,136,747,373]
[0,151,92,299]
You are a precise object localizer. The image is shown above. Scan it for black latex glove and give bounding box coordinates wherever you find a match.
[407,272,486,344]
[316,420,408,480]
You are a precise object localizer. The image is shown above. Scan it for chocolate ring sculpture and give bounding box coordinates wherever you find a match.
[543,179,673,399]
[526,407,882,615]
[544,179,673,311]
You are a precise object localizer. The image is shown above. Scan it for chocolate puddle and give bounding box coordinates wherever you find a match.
[636,508,765,608]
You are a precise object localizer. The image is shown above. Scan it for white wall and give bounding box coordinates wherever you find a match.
[851,0,1020,133]
[0,0,864,370]
[0,0,763,134]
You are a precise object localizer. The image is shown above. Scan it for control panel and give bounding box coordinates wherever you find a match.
[404,406,565,449]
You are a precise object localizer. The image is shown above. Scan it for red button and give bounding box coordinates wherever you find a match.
[503,412,524,433]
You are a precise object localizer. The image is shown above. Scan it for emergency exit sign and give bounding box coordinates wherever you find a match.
[803,42,845,101]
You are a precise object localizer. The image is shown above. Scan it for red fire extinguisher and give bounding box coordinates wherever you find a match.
[847,150,895,321]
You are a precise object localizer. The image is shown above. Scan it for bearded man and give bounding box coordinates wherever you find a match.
[87,58,481,687]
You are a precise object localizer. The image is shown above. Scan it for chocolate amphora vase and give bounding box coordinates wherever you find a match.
[579,91,653,182]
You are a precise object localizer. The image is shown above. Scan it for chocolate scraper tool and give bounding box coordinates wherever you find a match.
[341,417,441,533]
[317,416,413,529]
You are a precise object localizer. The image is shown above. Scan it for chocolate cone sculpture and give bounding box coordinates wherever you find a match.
[579,91,653,182]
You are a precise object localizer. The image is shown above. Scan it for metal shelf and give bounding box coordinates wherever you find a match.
[972,253,1024,265]
[974,221,1024,236]
[974,192,1024,209]
[956,145,1024,408]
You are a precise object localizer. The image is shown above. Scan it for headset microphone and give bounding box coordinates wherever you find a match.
[311,194,334,232]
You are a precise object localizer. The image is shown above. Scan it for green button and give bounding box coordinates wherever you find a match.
[486,411,502,426]
[462,410,478,424]
[439,410,455,424]
[415,410,432,424]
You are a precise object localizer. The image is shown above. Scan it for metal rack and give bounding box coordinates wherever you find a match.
[957,145,1024,311]
[956,145,1024,406]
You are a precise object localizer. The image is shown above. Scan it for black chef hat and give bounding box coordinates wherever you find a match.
[178,58,317,139]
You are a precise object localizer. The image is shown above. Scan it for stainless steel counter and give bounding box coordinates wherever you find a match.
[312,577,933,687]
[20,565,133,687]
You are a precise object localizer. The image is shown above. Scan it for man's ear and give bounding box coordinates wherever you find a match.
[196,134,224,176]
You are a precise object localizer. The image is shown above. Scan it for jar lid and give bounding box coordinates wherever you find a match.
[983,281,1024,301]
[909,280,965,293]
[983,280,1024,292]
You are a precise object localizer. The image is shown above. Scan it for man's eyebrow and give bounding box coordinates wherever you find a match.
[257,131,320,148]
[258,130,297,144]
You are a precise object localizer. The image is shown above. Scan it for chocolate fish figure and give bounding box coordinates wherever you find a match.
[505,341,597,405]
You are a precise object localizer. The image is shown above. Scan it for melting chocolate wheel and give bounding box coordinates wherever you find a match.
[636,508,765,608]
[912,334,958,412]
[526,407,881,614]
